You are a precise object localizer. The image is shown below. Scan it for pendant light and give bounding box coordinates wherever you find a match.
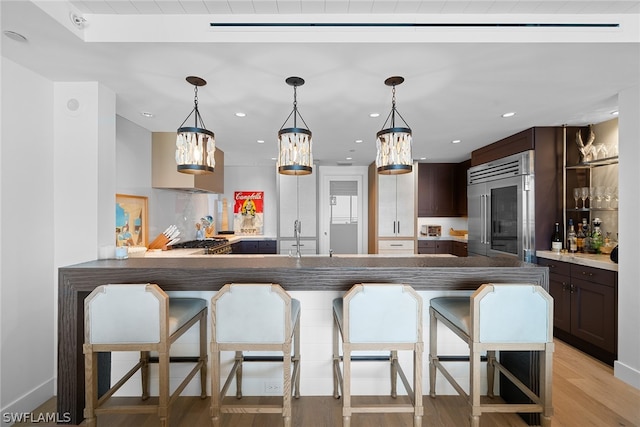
[175,76,215,174]
[277,76,313,175]
[376,76,413,175]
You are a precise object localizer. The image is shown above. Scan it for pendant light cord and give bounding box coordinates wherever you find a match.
[279,84,311,131]
[178,84,208,130]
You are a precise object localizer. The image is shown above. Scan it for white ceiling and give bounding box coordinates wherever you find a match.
[2,1,639,167]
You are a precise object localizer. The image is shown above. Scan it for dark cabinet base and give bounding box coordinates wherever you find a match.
[553,329,616,366]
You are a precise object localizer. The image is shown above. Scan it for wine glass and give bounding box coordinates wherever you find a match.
[573,187,580,209]
[589,187,596,209]
[580,187,589,210]
[595,186,604,208]
[604,186,613,208]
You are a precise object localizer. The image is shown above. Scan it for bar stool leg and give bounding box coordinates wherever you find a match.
[83,347,97,427]
[414,341,424,427]
[140,351,150,400]
[211,343,221,427]
[541,343,554,427]
[390,350,398,398]
[428,308,437,398]
[332,314,340,399]
[470,345,481,427]
[486,350,496,398]
[293,316,301,399]
[283,341,292,427]
[158,348,170,427]
[342,343,352,427]
[235,351,243,399]
[199,313,207,399]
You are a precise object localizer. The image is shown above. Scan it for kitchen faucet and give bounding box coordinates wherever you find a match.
[294,219,302,258]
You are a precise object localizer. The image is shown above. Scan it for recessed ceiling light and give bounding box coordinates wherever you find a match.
[235,112,246,117]
[271,157,277,161]
[257,140,265,144]
[369,113,380,118]
[501,112,516,118]
[3,30,27,42]
[140,112,154,118]
[355,139,363,144]
[346,157,353,160]
[420,157,427,160]
[611,110,619,116]
[451,139,461,144]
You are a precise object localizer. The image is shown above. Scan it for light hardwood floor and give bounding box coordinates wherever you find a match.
[15,340,640,426]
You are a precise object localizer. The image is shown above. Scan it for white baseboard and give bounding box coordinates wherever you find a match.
[614,360,640,390]
[1,378,56,427]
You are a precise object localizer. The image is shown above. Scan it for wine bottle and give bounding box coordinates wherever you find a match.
[567,219,577,253]
[551,222,562,254]
[576,223,585,253]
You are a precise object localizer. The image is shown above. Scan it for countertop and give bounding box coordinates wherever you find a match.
[536,250,618,272]
[417,235,468,243]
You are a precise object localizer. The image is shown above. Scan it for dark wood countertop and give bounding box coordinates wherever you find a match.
[58,254,548,424]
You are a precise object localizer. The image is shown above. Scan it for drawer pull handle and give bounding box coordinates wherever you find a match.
[390,244,403,247]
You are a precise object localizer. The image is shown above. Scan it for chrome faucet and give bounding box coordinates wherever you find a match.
[294,219,302,258]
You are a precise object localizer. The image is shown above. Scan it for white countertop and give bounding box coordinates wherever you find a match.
[536,250,618,272]
[418,235,468,243]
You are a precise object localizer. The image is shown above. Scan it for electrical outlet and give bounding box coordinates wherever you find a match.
[264,381,282,394]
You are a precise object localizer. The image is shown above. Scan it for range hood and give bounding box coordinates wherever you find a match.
[152,132,224,193]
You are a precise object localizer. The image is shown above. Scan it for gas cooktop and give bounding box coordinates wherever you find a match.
[169,238,232,254]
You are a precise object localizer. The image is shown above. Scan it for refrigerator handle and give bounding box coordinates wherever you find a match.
[480,194,485,244]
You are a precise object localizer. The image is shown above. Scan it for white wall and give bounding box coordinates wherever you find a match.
[221,165,278,237]
[615,85,640,388]
[0,59,55,423]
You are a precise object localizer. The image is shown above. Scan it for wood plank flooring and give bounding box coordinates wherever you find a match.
[15,341,640,427]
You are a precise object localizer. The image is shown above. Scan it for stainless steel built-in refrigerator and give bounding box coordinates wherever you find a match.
[467,150,536,262]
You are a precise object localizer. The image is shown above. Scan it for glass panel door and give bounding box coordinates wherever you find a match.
[490,185,519,255]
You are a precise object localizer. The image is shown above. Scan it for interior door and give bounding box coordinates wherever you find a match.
[329,180,358,254]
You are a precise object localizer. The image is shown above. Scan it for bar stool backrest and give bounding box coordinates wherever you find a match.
[472,283,553,344]
[85,284,166,344]
[345,283,421,343]
[213,283,291,344]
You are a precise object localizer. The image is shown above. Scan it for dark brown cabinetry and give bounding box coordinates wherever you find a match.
[418,162,468,217]
[452,241,468,257]
[231,239,277,254]
[471,127,569,252]
[417,240,464,255]
[539,258,617,365]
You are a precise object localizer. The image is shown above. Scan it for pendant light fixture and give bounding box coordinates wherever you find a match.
[376,76,413,175]
[175,76,215,174]
[277,76,313,175]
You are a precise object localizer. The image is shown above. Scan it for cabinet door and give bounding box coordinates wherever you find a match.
[571,278,616,353]
[435,240,452,254]
[377,174,399,237]
[279,174,317,238]
[418,163,455,217]
[395,171,415,237]
[548,272,572,334]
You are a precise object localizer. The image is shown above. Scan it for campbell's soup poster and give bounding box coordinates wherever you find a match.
[234,191,264,235]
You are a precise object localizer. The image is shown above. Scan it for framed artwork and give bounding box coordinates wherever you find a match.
[115,194,148,247]
[233,191,264,235]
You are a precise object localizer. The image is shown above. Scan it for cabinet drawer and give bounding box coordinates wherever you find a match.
[418,240,436,249]
[571,264,616,287]
[379,240,415,254]
[538,258,571,276]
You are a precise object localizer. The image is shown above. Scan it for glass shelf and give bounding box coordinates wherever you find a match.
[566,156,619,169]
[567,208,618,212]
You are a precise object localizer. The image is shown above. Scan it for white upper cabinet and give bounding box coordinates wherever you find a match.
[377,170,415,238]
[278,173,317,239]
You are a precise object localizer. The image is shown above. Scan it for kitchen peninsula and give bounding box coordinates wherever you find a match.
[58,255,548,424]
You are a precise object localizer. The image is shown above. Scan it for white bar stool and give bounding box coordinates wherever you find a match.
[429,283,554,427]
[332,283,423,427]
[83,283,207,427]
[210,283,301,427]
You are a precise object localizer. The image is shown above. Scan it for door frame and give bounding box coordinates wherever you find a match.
[318,166,368,255]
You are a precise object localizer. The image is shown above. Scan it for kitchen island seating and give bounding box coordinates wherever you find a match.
[83,284,207,427]
[210,283,301,427]
[429,283,554,427]
[333,283,423,427]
